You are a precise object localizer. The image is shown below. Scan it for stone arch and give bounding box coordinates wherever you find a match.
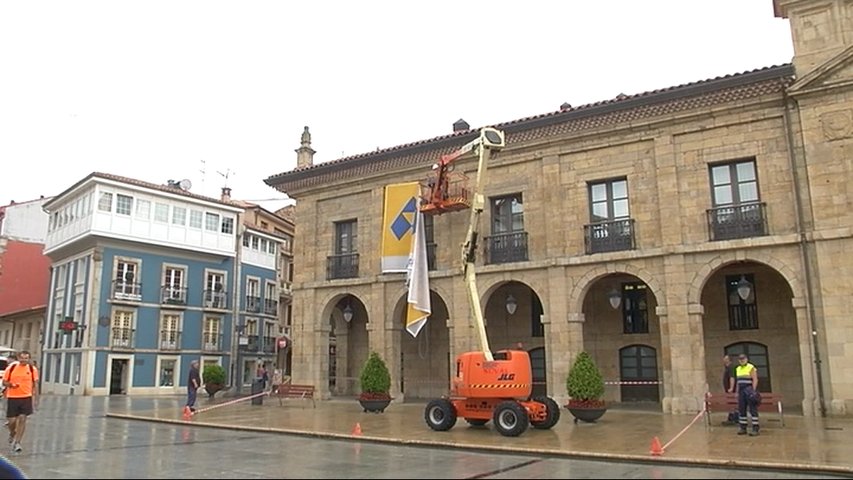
[686,252,802,305]
[481,276,546,311]
[318,289,371,327]
[569,262,665,313]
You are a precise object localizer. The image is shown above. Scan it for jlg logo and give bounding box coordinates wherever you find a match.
[497,373,515,381]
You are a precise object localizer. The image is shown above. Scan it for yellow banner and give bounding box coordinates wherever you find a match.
[381,182,420,273]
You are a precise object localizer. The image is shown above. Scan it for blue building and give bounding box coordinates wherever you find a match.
[41,173,244,395]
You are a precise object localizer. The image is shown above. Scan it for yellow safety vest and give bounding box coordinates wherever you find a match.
[735,363,755,385]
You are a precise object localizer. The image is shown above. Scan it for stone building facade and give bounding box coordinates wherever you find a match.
[266,0,853,416]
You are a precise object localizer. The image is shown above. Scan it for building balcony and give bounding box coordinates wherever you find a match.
[160,286,187,307]
[240,335,259,352]
[202,333,223,352]
[707,202,767,241]
[584,218,636,254]
[264,299,278,316]
[279,279,292,296]
[159,331,181,350]
[485,231,529,265]
[327,253,359,280]
[111,281,141,303]
[245,295,261,313]
[262,336,276,354]
[110,328,134,349]
[203,289,228,310]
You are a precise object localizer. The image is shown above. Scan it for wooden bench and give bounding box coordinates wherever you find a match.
[704,392,784,427]
[273,383,316,408]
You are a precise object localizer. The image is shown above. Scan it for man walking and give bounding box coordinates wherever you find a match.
[186,360,201,412]
[2,351,38,453]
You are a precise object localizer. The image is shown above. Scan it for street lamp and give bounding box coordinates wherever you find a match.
[736,275,752,301]
[608,288,622,310]
[342,303,354,323]
[505,294,518,315]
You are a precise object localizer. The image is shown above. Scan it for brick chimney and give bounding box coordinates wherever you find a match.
[221,187,232,202]
[295,126,316,169]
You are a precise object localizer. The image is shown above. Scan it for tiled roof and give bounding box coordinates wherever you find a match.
[265,64,795,194]
[44,172,242,210]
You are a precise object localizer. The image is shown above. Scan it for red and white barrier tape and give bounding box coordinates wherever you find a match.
[192,390,270,416]
[661,408,707,452]
[604,380,663,385]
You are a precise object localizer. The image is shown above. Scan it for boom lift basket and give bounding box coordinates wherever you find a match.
[419,171,471,216]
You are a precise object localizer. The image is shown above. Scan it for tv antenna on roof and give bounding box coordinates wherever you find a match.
[217,168,235,188]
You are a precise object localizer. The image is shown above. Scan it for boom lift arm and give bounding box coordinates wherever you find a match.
[422,128,506,362]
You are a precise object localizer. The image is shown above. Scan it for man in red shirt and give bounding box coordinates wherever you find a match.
[2,351,39,453]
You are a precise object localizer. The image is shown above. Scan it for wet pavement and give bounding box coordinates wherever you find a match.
[105,393,853,476]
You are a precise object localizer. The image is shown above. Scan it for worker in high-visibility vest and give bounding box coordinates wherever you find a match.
[730,353,760,436]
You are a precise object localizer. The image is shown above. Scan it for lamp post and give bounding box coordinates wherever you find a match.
[342,303,354,323]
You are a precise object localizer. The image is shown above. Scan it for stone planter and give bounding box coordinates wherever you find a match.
[358,397,391,413]
[564,402,607,423]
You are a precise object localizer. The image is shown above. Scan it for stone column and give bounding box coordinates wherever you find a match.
[549,312,584,405]
[662,303,707,414]
[793,297,818,416]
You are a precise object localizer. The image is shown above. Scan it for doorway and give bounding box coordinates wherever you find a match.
[529,347,547,398]
[109,358,129,395]
[619,345,659,402]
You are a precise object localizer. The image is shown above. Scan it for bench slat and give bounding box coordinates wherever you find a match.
[704,392,784,427]
[273,384,316,408]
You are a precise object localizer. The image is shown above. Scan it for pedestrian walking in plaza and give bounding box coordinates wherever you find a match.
[186,360,201,412]
[2,351,39,453]
[734,354,760,436]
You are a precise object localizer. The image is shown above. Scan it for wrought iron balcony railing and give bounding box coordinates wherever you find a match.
[159,331,181,350]
[202,332,223,352]
[707,202,767,241]
[111,327,134,349]
[264,299,278,316]
[245,295,261,313]
[161,286,187,306]
[203,289,228,310]
[263,336,276,354]
[112,281,141,302]
[484,231,529,265]
[584,218,636,254]
[327,253,359,280]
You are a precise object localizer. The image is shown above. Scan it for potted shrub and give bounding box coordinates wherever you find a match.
[202,364,226,400]
[358,351,392,413]
[564,351,607,423]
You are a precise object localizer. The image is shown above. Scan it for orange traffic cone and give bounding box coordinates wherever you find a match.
[649,436,664,456]
[182,406,193,421]
[351,422,362,436]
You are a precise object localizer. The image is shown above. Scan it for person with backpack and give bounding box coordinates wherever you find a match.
[2,351,39,453]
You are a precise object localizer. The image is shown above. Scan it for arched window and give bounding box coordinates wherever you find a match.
[725,342,771,392]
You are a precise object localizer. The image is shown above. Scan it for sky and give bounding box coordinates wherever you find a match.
[0,1,794,212]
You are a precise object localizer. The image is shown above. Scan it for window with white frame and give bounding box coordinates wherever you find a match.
[159,357,177,387]
[135,199,150,219]
[205,271,226,308]
[114,259,140,299]
[245,318,258,336]
[203,316,221,351]
[163,266,186,303]
[98,192,113,212]
[221,217,234,234]
[246,278,261,312]
[189,210,203,229]
[154,203,169,222]
[116,194,133,215]
[111,310,133,347]
[205,213,220,231]
[160,313,180,349]
[172,206,187,225]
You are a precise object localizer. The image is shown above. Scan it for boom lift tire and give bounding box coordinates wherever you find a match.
[425,398,458,431]
[492,401,529,437]
[530,396,561,430]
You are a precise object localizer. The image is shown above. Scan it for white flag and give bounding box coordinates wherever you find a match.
[405,211,431,337]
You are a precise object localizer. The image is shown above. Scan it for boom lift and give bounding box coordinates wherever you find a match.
[420,127,560,437]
